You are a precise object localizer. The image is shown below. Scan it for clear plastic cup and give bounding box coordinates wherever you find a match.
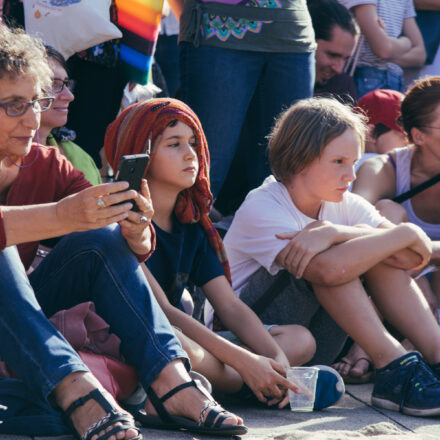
[287,366,318,412]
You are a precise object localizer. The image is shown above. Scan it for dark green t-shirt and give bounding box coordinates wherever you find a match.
[179,0,316,53]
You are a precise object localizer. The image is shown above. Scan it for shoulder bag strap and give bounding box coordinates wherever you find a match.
[393,173,440,204]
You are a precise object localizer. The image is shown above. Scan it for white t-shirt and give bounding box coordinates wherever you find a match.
[224,176,386,293]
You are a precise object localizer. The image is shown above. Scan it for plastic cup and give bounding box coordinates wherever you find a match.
[287,366,318,412]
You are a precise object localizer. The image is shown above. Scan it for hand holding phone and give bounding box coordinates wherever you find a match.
[114,154,150,211]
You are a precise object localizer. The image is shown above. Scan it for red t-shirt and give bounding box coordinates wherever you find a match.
[0,144,155,269]
[0,144,91,269]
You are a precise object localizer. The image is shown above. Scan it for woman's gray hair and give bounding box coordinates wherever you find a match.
[0,24,52,92]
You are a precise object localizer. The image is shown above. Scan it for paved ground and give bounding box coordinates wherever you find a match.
[2,384,439,440]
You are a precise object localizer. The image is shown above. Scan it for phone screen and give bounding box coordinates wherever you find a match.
[114,154,150,211]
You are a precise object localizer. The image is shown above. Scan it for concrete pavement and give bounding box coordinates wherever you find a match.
[1,384,439,440]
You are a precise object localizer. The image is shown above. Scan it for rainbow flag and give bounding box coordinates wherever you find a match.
[116,0,164,85]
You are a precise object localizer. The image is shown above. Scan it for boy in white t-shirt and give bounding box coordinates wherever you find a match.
[224,97,440,416]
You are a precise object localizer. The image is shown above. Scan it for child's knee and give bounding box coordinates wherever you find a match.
[176,331,205,365]
[271,324,316,365]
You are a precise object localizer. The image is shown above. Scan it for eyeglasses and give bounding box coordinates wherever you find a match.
[51,78,75,94]
[0,97,54,117]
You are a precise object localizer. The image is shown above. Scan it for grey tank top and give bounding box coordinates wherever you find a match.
[392,147,440,240]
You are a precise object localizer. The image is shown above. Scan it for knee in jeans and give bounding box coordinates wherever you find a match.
[68,224,126,254]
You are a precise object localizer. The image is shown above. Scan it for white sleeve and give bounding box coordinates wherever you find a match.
[225,194,303,275]
[404,0,416,19]
[345,193,386,227]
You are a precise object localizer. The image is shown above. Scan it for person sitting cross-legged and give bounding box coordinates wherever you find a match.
[224,96,440,417]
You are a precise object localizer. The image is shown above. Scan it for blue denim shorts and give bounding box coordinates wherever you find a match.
[354,66,403,98]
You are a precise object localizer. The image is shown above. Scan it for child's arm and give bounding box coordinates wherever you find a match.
[275,221,377,279]
[142,265,299,405]
[202,276,289,366]
[389,17,426,67]
[351,4,412,60]
[300,222,431,286]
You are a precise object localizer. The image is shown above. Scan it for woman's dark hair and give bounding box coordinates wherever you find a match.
[307,0,358,41]
[400,76,440,143]
[44,45,68,73]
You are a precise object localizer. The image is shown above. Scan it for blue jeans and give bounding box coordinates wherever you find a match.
[155,34,180,97]
[179,43,315,197]
[354,66,404,98]
[0,225,188,403]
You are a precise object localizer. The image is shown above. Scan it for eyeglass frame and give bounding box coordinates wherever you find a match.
[0,97,54,117]
[51,77,75,94]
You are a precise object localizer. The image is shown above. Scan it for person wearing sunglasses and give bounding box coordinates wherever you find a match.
[0,24,246,439]
[35,46,102,186]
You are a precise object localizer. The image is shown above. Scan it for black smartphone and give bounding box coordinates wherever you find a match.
[114,154,150,211]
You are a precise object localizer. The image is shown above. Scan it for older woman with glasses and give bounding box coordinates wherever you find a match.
[34,46,101,185]
[0,24,246,440]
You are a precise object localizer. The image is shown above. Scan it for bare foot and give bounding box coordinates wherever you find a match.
[145,360,243,428]
[54,372,139,440]
[333,343,373,384]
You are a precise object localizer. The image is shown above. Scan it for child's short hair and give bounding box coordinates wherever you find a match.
[268,97,367,182]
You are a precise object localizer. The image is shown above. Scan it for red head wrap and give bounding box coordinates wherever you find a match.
[104,98,231,281]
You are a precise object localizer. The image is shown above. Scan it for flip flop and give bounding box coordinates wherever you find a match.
[336,357,374,384]
[136,380,248,436]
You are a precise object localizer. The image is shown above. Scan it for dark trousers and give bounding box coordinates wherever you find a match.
[67,57,127,168]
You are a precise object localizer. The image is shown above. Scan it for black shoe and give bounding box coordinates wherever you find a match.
[430,361,440,380]
[372,352,440,417]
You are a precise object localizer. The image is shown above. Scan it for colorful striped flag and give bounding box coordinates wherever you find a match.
[116,0,164,85]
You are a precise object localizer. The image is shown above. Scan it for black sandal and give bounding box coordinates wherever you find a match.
[135,380,248,436]
[64,389,142,440]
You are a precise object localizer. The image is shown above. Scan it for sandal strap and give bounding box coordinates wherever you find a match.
[198,400,217,426]
[63,388,139,440]
[147,380,198,425]
[65,389,113,417]
[82,411,136,440]
[148,379,230,429]
[159,380,196,403]
[202,405,229,429]
[147,386,177,425]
